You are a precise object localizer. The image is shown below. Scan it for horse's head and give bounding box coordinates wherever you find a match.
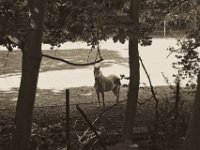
[94,63,101,80]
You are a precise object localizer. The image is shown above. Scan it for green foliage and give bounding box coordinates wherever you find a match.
[0,0,155,49]
[147,87,190,149]
[1,0,198,50]
[44,0,129,46]
[141,0,197,36]
[30,123,66,150]
[0,0,29,49]
[166,1,200,87]
[170,39,200,78]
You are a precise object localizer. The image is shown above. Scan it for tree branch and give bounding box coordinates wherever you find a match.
[42,54,103,66]
[80,100,127,142]
[139,56,159,119]
[76,105,107,150]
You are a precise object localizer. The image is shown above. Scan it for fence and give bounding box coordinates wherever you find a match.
[0,88,186,150]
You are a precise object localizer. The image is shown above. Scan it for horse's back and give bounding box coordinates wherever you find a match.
[107,74,121,85]
[106,74,121,91]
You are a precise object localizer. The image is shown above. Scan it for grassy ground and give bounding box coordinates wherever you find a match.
[0,85,194,150]
[0,49,195,150]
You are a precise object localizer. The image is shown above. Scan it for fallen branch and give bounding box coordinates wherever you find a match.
[92,100,127,125]
[76,105,107,150]
[80,100,127,142]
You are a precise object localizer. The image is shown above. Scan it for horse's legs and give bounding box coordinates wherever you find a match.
[101,92,105,106]
[96,90,101,106]
[112,85,120,103]
[116,85,120,103]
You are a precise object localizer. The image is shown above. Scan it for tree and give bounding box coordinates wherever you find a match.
[182,1,200,150]
[122,0,140,141]
[10,0,46,149]
[154,0,200,149]
[120,0,198,143]
[183,74,200,150]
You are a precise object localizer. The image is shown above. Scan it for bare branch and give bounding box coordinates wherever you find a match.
[166,51,174,59]
[86,46,94,62]
[139,56,159,118]
[42,54,103,66]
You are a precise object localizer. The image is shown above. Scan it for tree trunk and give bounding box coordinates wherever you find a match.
[122,0,140,141]
[183,73,200,150]
[10,0,46,150]
[183,2,200,149]
[174,76,180,121]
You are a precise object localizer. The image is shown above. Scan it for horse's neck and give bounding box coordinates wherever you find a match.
[95,71,105,83]
[99,71,106,80]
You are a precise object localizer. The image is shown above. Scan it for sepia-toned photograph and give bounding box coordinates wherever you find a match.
[0,0,200,150]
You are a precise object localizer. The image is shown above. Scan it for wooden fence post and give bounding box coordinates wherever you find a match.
[66,89,70,150]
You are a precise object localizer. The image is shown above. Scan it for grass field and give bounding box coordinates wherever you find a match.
[0,49,127,75]
[0,49,196,150]
[0,85,194,150]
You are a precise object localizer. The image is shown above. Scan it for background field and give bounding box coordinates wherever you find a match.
[0,49,127,75]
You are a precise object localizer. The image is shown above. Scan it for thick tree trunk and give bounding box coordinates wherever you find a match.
[10,0,46,150]
[183,2,200,150]
[122,0,140,141]
[183,73,200,150]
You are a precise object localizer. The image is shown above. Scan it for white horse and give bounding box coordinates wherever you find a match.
[93,63,121,106]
